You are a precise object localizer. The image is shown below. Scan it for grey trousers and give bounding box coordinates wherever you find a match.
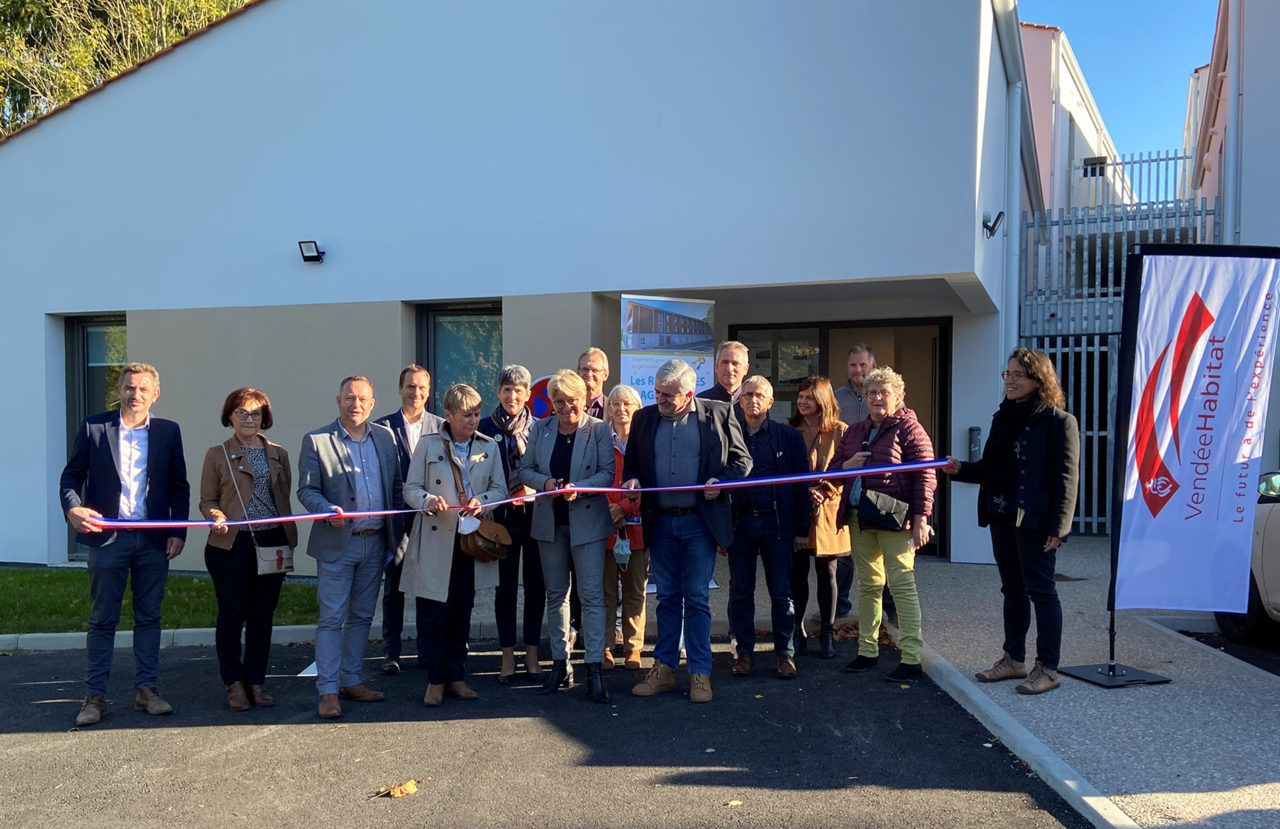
[540,525,607,663]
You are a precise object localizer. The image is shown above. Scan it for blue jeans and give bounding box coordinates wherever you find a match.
[727,514,795,657]
[648,512,717,675]
[315,534,385,695]
[85,533,169,695]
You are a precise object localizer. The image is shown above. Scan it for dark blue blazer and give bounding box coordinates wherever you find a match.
[622,397,752,548]
[736,417,812,540]
[58,410,191,549]
[374,408,444,479]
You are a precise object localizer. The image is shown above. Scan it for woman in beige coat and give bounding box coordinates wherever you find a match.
[401,384,507,707]
[787,376,850,659]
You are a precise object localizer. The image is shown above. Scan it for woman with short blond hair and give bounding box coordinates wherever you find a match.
[520,369,616,702]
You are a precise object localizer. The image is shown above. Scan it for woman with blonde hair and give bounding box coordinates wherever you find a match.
[402,383,507,707]
[819,366,935,682]
[787,376,849,659]
[520,369,616,702]
[602,384,648,670]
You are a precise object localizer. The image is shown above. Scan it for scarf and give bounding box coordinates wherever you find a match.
[984,395,1043,516]
[491,404,533,493]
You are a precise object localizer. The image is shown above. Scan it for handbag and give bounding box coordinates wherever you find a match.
[446,451,510,563]
[857,488,909,532]
[222,445,294,575]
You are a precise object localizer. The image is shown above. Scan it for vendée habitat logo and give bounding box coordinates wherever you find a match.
[1134,293,1217,518]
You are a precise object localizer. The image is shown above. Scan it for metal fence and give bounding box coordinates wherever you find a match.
[1020,195,1221,535]
[1067,150,1195,209]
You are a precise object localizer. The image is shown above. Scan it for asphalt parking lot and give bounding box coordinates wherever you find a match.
[0,638,1091,829]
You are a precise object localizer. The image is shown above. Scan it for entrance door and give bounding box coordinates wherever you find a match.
[731,318,950,559]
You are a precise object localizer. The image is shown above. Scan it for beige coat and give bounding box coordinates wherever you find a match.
[401,430,507,602]
[804,421,851,556]
[199,436,298,550]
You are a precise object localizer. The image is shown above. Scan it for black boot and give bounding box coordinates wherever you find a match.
[795,624,808,655]
[586,662,611,704]
[538,659,574,695]
[820,625,837,660]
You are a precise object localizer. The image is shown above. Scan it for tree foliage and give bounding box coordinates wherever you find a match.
[1,0,252,137]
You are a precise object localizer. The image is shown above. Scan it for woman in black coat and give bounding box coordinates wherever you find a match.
[944,348,1079,695]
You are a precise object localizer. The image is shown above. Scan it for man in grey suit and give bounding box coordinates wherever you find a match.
[297,375,404,719]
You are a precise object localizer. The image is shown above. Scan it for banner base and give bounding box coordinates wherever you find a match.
[1059,662,1170,688]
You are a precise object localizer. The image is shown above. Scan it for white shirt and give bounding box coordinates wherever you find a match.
[403,411,425,456]
[118,415,151,519]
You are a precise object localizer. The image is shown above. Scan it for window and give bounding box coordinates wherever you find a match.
[418,305,502,415]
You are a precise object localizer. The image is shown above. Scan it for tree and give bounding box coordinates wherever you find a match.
[1,0,252,138]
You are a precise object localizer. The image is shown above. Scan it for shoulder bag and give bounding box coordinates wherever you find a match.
[223,445,294,575]
[447,451,511,563]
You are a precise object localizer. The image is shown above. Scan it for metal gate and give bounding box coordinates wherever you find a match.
[1020,155,1220,534]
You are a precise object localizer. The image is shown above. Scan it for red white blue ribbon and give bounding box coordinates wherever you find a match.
[94,458,947,530]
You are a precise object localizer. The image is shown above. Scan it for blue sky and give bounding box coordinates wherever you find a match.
[1017,0,1217,157]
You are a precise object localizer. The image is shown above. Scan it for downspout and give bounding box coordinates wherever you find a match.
[1224,0,1241,243]
[1004,80,1023,357]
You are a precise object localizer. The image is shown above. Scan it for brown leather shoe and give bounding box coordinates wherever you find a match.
[338,683,385,703]
[226,681,250,712]
[624,650,642,670]
[317,694,342,718]
[134,686,174,715]
[423,684,444,707]
[75,694,107,727]
[602,649,615,670]
[249,685,275,707]
[777,655,798,679]
[445,681,479,701]
[731,656,753,677]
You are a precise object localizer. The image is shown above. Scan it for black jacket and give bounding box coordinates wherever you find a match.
[735,417,812,540]
[953,405,1080,538]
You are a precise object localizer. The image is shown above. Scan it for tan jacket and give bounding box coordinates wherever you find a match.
[199,436,298,550]
[805,421,851,557]
[401,431,507,603]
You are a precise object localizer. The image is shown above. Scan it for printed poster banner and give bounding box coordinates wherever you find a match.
[1116,253,1280,610]
[619,294,716,405]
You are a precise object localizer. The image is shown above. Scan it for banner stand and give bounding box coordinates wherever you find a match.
[1060,243,1280,689]
[1058,609,1170,688]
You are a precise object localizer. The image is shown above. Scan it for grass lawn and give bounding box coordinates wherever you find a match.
[0,566,318,634]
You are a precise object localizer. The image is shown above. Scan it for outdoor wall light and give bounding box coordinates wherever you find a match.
[982,211,1005,239]
[298,241,326,263]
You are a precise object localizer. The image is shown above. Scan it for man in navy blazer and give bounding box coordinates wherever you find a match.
[373,364,443,674]
[726,376,811,681]
[623,359,751,703]
[297,375,404,718]
[58,362,190,727]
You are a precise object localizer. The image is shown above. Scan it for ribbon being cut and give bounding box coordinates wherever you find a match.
[94,458,950,531]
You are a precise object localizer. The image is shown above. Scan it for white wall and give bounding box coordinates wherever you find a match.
[1,0,1015,564]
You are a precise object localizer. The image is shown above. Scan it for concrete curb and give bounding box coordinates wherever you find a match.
[917,636,1139,829]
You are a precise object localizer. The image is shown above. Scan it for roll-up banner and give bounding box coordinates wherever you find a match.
[1114,245,1280,611]
[620,294,716,405]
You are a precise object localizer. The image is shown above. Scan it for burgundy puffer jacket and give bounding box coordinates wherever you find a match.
[827,407,936,531]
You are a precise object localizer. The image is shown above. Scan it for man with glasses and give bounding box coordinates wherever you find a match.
[577,347,611,420]
[298,376,403,718]
[60,362,190,727]
[374,365,444,674]
[623,359,751,703]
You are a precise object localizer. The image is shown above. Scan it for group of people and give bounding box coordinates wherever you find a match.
[58,340,1079,726]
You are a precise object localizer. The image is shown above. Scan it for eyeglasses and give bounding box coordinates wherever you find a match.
[234,409,263,421]
[1001,370,1029,381]
[552,398,583,410]
[864,389,891,399]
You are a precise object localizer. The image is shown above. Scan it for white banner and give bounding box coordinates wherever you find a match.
[1116,253,1280,610]
[619,294,715,404]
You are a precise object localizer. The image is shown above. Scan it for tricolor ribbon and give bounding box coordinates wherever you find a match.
[94,458,948,530]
